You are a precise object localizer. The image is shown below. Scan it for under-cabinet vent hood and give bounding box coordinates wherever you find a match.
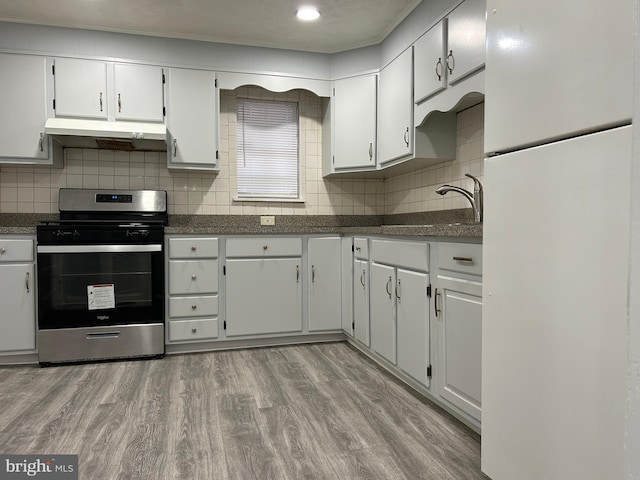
[44,118,167,152]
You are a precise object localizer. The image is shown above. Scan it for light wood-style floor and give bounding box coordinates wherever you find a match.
[0,342,486,480]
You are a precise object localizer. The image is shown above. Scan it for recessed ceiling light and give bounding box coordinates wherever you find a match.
[297,7,320,21]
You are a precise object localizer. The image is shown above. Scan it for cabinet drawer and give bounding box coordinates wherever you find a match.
[168,259,218,294]
[169,295,219,318]
[0,238,33,262]
[354,238,369,259]
[438,242,482,276]
[371,239,428,271]
[169,318,219,342]
[226,237,302,257]
[168,237,218,259]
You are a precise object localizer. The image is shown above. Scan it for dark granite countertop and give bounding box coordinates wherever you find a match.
[0,210,482,239]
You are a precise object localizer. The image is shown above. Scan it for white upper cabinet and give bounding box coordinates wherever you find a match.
[414,21,447,103]
[165,68,219,170]
[113,63,164,122]
[446,0,486,85]
[54,58,108,119]
[332,74,377,171]
[484,0,633,154]
[0,54,56,164]
[53,58,164,122]
[378,47,413,165]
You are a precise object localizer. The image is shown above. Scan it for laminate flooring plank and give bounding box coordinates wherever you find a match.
[326,446,415,480]
[257,404,341,480]
[217,393,285,480]
[284,344,348,383]
[237,349,290,409]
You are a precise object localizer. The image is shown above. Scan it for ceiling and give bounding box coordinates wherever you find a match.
[0,0,423,54]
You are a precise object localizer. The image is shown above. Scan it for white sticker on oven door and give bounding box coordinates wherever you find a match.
[87,284,115,310]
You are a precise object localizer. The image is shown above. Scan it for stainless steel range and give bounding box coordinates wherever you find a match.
[36,189,167,365]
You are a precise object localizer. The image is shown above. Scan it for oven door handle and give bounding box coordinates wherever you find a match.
[37,245,162,254]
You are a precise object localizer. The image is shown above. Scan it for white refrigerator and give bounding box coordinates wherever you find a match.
[481,1,634,479]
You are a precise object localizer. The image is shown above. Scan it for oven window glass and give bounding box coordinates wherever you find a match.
[38,250,164,329]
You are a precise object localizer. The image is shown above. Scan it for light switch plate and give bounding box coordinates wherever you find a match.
[260,215,276,226]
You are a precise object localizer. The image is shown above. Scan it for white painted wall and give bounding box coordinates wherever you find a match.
[627,2,640,478]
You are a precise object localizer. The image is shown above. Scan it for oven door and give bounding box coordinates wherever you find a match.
[37,244,164,329]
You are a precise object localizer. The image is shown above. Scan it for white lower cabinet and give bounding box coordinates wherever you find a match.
[0,237,36,353]
[308,237,342,332]
[353,238,370,346]
[435,242,483,421]
[166,236,220,344]
[225,237,302,337]
[370,239,431,387]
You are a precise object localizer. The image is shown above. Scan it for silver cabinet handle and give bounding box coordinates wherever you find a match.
[296,265,300,283]
[369,142,373,161]
[99,91,103,112]
[446,50,455,74]
[311,265,315,283]
[25,272,30,293]
[453,256,474,262]
[173,138,178,157]
[403,127,409,147]
[39,132,44,152]
[118,93,122,113]
[385,276,392,298]
[435,57,443,80]
[191,304,197,310]
[435,287,441,317]
[191,328,197,333]
[360,270,366,288]
[395,279,401,302]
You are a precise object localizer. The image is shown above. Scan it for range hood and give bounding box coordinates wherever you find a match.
[44,118,167,152]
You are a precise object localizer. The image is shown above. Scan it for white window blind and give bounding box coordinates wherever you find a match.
[237,98,299,199]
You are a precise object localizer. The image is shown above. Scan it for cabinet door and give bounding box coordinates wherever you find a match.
[378,47,413,164]
[0,264,35,352]
[485,0,632,154]
[446,0,486,85]
[113,63,164,122]
[353,259,370,346]
[414,21,447,103]
[396,269,430,387]
[341,238,354,335]
[370,263,396,364]
[0,54,51,162]
[165,68,219,169]
[437,276,482,420]
[226,258,302,337]
[333,74,377,170]
[308,238,342,332]
[54,58,108,119]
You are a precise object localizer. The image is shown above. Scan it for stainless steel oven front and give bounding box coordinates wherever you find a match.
[37,237,165,364]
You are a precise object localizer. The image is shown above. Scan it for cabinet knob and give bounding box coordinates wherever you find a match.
[191,246,197,251]
[191,328,197,333]
[0,247,5,254]
[191,275,197,280]
[191,304,197,310]
[263,245,268,250]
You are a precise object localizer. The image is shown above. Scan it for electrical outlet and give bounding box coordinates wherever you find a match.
[260,215,276,226]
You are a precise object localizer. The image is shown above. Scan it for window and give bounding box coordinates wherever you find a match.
[236,98,299,199]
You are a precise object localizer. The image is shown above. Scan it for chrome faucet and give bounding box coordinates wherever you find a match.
[435,173,483,223]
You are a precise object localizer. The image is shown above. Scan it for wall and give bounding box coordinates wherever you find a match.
[0,101,483,216]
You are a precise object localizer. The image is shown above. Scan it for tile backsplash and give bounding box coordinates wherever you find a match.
[0,97,483,216]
